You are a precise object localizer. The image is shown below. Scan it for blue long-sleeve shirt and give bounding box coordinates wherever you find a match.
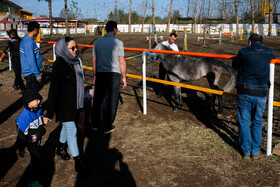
[20,35,42,78]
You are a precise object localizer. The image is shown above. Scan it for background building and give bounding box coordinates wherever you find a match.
[0,0,33,30]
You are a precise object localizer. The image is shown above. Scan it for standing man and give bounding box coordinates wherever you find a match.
[156,33,179,99]
[91,20,127,134]
[232,34,275,159]
[0,29,25,93]
[20,21,42,90]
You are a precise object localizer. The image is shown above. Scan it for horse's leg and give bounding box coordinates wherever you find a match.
[172,86,182,112]
[213,69,223,114]
[206,72,218,112]
[168,75,181,112]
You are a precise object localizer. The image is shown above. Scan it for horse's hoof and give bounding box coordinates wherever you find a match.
[172,107,178,112]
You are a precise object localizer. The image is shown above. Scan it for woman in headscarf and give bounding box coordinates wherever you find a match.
[43,36,85,172]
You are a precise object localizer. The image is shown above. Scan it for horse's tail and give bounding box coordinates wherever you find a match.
[221,61,237,92]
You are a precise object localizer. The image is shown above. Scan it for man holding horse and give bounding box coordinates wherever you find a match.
[233,33,275,160]
[156,33,179,99]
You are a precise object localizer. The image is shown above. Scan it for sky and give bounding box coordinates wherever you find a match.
[11,0,208,21]
[12,0,269,21]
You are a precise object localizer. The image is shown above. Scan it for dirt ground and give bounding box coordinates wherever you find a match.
[0,32,280,187]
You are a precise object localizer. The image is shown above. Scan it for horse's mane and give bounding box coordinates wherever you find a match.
[152,42,174,51]
[160,42,173,51]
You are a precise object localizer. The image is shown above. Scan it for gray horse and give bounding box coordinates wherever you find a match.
[151,42,236,114]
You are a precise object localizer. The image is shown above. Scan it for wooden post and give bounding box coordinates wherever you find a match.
[36,29,41,48]
[239,26,243,40]
[184,27,187,51]
[219,27,222,44]
[101,28,105,37]
[154,27,157,43]
[231,28,233,41]
[149,27,151,49]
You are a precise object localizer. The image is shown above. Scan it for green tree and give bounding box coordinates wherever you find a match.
[118,9,128,23]
[60,1,82,20]
[131,11,141,24]
[108,11,114,21]
[171,10,181,23]
[69,1,82,19]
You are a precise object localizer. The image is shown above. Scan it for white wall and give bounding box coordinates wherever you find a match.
[89,23,280,36]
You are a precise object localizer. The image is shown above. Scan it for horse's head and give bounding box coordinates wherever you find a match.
[150,42,165,60]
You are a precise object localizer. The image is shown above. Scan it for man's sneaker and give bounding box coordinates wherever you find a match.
[91,126,99,131]
[252,154,260,160]
[243,155,251,160]
[104,125,116,134]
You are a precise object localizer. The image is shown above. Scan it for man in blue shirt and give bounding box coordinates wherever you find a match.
[20,21,42,90]
[232,34,275,160]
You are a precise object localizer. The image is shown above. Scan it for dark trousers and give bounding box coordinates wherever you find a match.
[24,73,39,90]
[16,131,42,181]
[91,72,121,131]
[12,63,25,90]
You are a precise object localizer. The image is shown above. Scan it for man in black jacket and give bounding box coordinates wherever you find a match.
[0,29,25,93]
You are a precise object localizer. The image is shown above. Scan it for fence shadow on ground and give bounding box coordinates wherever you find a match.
[182,89,242,154]
[75,132,136,187]
[0,145,18,181]
[0,70,51,126]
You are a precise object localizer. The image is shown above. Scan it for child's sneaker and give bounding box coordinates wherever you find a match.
[18,150,25,157]
[28,180,42,187]
[104,125,116,134]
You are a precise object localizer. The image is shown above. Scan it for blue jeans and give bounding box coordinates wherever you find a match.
[237,94,267,156]
[59,121,79,157]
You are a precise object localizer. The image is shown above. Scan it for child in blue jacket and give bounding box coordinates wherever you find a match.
[16,89,45,187]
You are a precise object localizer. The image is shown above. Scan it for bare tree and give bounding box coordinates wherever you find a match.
[207,0,211,18]
[187,0,190,17]
[39,0,53,36]
[152,0,155,30]
[65,0,69,35]
[167,0,173,32]
[141,0,148,32]
[273,0,279,13]
[129,0,132,32]
[200,0,203,24]
[224,0,227,22]
[194,0,198,33]
[234,0,239,34]
[251,0,255,32]
[268,0,272,35]
[48,0,53,36]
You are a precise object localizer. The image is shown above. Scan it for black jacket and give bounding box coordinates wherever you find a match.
[46,56,78,122]
[4,36,21,63]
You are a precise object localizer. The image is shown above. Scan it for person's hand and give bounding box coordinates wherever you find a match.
[122,76,127,88]
[43,117,51,124]
[37,76,42,82]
